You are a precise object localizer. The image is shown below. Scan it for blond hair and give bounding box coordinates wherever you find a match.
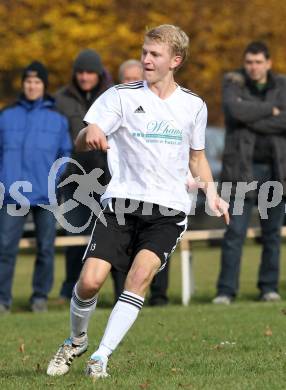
[145,24,189,68]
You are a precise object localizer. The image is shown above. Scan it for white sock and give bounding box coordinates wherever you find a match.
[92,291,144,358]
[70,283,98,343]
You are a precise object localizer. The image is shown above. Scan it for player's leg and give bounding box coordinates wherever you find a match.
[47,257,111,376]
[47,213,111,377]
[70,258,111,340]
[86,249,161,378]
[47,203,133,377]
[86,207,187,379]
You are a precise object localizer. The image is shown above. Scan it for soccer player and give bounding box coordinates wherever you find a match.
[47,24,229,379]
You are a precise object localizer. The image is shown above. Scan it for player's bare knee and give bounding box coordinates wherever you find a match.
[77,275,101,298]
[126,267,153,290]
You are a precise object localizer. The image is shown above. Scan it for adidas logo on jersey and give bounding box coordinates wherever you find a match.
[134,106,145,113]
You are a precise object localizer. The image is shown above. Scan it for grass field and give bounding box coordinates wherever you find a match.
[1,241,286,389]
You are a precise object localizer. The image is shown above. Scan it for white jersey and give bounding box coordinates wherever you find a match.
[84,80,207,214]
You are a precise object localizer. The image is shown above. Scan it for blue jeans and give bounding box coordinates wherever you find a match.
[0,206,56,307]
[217,164,285,297]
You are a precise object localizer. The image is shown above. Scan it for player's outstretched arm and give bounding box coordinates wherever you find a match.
[75,124,110,152]
[189,149,229,225]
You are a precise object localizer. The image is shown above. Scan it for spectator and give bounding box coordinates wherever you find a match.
[213,42,286,304]
[118,59,144,83]
[0,61,71,314]
[111,59,170,306]
[55,49,113,301]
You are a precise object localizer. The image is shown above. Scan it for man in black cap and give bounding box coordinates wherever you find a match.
[22,60,49,90]
[55,49,113,301]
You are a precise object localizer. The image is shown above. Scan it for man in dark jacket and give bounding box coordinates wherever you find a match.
[213,42,286,304]
[55,49,113,300]
[0,61,71,314]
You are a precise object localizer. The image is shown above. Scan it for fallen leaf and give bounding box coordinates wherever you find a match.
[22,355,30,362]
[213,344,223,350]
[139,381,150,389]
[171,367,183,373]
[19,343,25,353]
[264,326,273,337]
[281,308,286,315]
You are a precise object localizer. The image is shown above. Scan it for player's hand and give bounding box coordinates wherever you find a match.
[207,193,230,225]
[85,125,110,152]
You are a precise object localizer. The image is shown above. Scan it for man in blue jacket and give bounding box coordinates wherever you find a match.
[0,61,72,314]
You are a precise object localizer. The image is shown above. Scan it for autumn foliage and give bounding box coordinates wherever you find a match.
[1,0,286,123]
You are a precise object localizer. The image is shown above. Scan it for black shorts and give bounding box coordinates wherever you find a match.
[83,198,187,273]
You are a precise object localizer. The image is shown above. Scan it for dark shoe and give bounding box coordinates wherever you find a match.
[149,297,169,307]
[31,299,48,312]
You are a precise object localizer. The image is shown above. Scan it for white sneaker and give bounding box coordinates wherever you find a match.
[0,303,10,315]
[47,337,88,376]
[86,355,109,379]
[212,295,232,305]
[260,292,281,302]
